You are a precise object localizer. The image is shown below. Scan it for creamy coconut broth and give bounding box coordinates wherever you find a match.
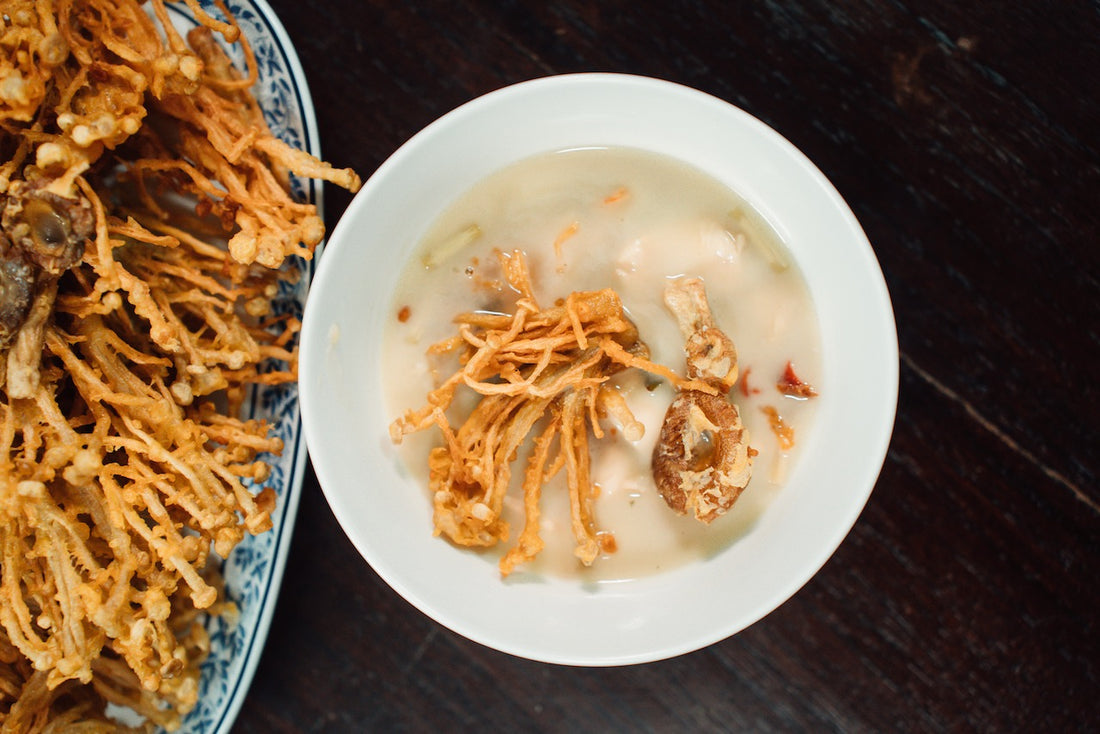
[383,147,822,581]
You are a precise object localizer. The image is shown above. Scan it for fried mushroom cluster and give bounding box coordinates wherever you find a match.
[0,0,360,730]
[390,250,716,577]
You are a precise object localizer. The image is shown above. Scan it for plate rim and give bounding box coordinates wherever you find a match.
[166,0,322,730]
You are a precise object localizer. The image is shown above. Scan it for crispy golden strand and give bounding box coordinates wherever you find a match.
[0,0,359,729]
[392,250,711,576]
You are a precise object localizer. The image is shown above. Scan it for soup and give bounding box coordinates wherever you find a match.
[383,147,822,581]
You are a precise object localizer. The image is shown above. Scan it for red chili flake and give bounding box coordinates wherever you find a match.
[397,305,411,323]
[739,366,762,397]
[596,531,617,554]
[777,360,818,398]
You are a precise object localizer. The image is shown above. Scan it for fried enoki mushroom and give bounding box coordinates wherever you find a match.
[391,250,713,576]
[0,0,360,730]
[652,278,753,523]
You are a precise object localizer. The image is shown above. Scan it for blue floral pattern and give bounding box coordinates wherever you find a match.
[162,2,318,732]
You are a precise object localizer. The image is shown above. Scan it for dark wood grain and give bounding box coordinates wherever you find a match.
[235,1,1099,731]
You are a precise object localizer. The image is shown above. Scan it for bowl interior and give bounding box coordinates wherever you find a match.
[300,73,898,665]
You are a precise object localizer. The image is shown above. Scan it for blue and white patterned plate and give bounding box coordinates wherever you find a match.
[160,2,319,731]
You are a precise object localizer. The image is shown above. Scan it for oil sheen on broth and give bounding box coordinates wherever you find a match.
[383,147,822,582]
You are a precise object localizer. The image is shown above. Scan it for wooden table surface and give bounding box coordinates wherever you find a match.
[236,1,1098,731]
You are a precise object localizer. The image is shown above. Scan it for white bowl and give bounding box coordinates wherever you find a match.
[300,73,898,665]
